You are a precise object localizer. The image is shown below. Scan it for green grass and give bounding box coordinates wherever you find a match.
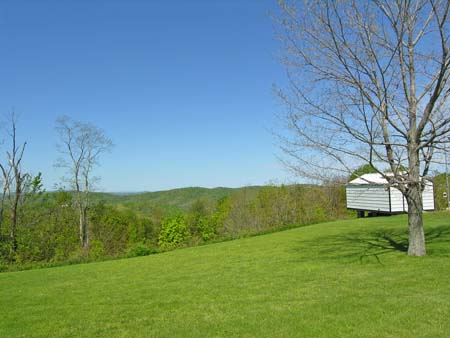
[1,212,450,337]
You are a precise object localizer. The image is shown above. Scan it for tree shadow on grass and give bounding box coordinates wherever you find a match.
[292,224,450,264]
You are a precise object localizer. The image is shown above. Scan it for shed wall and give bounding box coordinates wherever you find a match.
[389,187,405,212]
[347,182,435,213]
[390,183,434,212]
[346,185,391,212]
[422,183,435,211]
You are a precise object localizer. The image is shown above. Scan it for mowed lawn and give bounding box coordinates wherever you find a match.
[1,213,450,338]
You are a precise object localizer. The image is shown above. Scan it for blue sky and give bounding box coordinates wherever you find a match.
[0,0,291,192]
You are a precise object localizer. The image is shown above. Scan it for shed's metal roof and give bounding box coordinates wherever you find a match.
[348,173,392,185]
[348,172,430,185]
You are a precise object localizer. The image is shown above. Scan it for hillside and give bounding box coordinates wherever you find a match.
[90,186,263,215]
[1,212,449,337]
[65,176,450,218]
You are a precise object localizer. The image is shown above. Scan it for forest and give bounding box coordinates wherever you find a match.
[0,181,350,271]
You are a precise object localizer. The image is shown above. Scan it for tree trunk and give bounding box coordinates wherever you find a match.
[406,109,426,256]
[79,206,83,246]
[9,208,17,256]
[406,183,426,256]
[83,206,88,248]
[0,195,5,241]
[78,203,88,248]
[9,183,20,257]
[78,203,89,248]
[76,187,89,248]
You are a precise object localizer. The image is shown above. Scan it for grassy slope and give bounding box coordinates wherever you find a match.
[1,212,450,338]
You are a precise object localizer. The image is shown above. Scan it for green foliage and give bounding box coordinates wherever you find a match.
[212,196,231,234]
[4,191,79,264]
[88,240,105,260]
[385,165,408,173]
[89,203,131,256]
[349,164,378,181]
[0,191,161,267]
[220,183,348,238]
[196,216,216,241]
[158,215,190,250]
[432,173,450,211]
[1,182,350,270]
[186,198,216,242]
[125,243,157,258]
[89,203,157,257]
[89,187,245,216]
[29,172,44,195]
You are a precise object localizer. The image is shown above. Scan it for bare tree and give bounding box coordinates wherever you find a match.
[56,116,113,248]
[274,0,450,256]
[0,114,33,256]
[0,159,10,242]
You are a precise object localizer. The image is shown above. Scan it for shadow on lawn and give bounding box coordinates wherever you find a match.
[293,224,450,264]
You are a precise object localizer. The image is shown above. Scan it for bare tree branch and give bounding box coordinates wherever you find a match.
[55,116,113,248]
[274,0,450,256]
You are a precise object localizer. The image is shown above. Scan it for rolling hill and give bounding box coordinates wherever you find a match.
[1,212,449,337]
[90,186,263,215]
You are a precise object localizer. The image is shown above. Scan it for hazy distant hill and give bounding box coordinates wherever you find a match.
[89,186,263,216]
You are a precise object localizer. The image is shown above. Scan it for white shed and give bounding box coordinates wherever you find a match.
[346,173,435,214]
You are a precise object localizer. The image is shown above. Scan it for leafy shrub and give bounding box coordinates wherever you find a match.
[88,240,105,259]
[158,215,190,250]
[196,216,216,241]
[125,243,157,258]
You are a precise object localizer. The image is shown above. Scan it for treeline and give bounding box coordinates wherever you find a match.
[432,174,449,210]
[0,183,349,271]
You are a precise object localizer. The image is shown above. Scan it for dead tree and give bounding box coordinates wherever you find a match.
[56,116,113,248]
[0,161,10,242]
[275,0,450,256]
[0,114,28,255]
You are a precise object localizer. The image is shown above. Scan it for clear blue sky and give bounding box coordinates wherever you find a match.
[0,0,291,192]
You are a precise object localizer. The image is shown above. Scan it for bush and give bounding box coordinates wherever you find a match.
[0,262,7,272]
[125,243,157,258]
[196,216,216,241]
[158,215,190,250]
[88,240,105,260]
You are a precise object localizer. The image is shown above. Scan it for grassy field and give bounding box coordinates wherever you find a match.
[1,212,449,338]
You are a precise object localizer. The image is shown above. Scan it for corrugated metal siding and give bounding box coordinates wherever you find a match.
[347,181,435,213]
[389,187,405,212]
[423,183,435,211]
[346,185,391,212]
